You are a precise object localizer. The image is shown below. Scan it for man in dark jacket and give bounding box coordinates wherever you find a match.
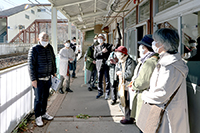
[94,34,112,99]
[69,37,77,78]
[28,32,56,127]
[85,35,99,91]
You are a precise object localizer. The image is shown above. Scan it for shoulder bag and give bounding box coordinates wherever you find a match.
[136,83,182,133]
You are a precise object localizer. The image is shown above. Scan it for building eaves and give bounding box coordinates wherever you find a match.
[0,4,36,17]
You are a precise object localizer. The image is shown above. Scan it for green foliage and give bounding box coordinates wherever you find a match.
[76,114,91,119]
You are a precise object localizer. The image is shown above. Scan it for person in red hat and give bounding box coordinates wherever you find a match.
[115,46,136,124]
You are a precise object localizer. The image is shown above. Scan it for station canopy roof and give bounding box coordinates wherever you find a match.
[48,0,128,31]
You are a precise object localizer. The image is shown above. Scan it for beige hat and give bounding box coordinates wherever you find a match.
[98,34,105,39]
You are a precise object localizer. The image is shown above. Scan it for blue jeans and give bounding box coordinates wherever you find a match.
[97,64,110,95]
[33,79,51,118]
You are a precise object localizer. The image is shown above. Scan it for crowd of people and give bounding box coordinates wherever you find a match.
[84,28,190,133]
[28,28,190,132]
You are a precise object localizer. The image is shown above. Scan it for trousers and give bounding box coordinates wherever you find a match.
[33,79,51,118]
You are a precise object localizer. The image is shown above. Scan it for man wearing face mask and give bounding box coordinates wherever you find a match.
[127,35,158,127]
[115,46,136,124]
[58,40,75,94]
[85,35,99,91]
[28,32,56,127]
[94,34,112,99]
[69,37,77,78]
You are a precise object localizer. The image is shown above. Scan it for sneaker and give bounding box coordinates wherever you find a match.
[42,112,53,121]
[66,88,73,92]
[96,93,103,99]
[35,116,43,127]
[105,94,109,100]
[88,87,92,91]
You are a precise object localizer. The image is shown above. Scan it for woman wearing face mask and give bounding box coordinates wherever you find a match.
[58,40,75,94]
[115,46,136,124]
[141,28,190,133]
[127,35,158,127]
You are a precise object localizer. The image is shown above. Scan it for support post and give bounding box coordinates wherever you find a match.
[51,6,58,54]
[76,28,78,44]
[68,22,72,41]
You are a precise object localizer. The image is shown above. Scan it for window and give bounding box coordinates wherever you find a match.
[157,18,178,30]
[156,0,178,13]
[139,1,150,22]
[31,10,35,14]
[125,10,136,28]
[37,9,46,12]
[25,14,29,19]
[181,11,200,61]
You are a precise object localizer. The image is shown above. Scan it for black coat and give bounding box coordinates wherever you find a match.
[28,43,56,81]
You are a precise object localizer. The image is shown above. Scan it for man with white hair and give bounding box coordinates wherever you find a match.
[94,34,112,99]
[28,32,56,127]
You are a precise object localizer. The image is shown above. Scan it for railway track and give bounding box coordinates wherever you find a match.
[0,53,28,70]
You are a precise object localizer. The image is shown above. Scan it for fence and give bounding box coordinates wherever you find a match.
[0,63,33,133]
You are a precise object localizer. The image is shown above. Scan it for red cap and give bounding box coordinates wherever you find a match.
[115,46,128,55]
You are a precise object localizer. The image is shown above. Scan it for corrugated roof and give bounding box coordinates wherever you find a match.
[0,4,36,17]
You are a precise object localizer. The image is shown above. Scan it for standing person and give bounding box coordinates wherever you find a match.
[141,28,190,133]
[94,34,112,99]
[58,40,75,94]
[85,35,99,91]
[28,32,56,127]
[115,46,136,124]
[70,37,78,78]
[128,35,158,124]
[107,38,120,105]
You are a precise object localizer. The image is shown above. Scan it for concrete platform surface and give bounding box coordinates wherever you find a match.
[39,59,140,133]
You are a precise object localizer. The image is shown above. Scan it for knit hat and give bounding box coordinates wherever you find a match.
[115,46,128,55]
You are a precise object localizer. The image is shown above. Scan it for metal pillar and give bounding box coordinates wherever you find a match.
[51,6,58,54]
[76,28,78,44]
[68,22,72,41]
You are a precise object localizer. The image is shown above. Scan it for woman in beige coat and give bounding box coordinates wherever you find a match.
[141,28,190,133]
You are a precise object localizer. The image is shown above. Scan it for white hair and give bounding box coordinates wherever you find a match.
[39,32,47,40]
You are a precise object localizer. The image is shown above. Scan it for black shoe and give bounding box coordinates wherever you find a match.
[111,100,116,105]
[59,88,64,94]
[96,93,103,99]
[72,75,77,78]
[92,86,98,90]
[120,119,135,124]
[88,87,92,91]
[66,88,73,92]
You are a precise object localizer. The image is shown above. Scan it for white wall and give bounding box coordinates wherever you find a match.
[7,5,67,42]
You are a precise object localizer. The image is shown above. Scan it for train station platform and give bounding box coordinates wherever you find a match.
[29,58,140,133]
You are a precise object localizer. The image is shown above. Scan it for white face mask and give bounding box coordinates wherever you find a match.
[98,38,104,44]
[94,39,97,43]
[65,43,70,47]
[139,45,146,58]
[152,41,162,53]
[40,41,48,47]
[115,52,123,59]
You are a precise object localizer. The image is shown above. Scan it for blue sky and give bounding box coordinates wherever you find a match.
[0,0,50,10]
